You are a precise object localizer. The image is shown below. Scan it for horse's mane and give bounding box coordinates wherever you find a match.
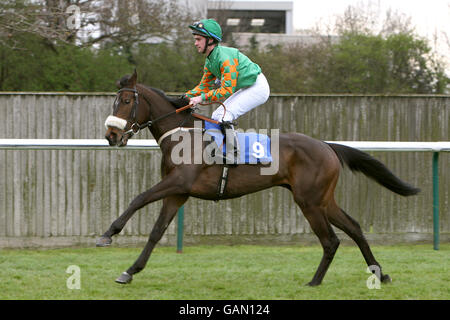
[118,74,189,109]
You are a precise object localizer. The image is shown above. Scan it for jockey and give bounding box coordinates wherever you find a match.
[184,19,270,164]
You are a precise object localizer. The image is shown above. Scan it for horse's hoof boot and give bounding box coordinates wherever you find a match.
[381,274,392,284]
[115,272,132,284]
[96,236,112,247]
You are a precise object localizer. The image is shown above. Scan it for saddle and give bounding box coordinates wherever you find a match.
[203,121,272,200]
[204,122,272,165]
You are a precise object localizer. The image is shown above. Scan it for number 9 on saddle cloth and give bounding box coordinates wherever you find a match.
[204,121,272,165]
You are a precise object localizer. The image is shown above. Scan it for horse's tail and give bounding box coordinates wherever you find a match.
[327,143,420,196]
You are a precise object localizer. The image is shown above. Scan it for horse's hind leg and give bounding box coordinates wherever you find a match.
[296,200,341,286]
[115,194,188,284]
[327,202,392,283]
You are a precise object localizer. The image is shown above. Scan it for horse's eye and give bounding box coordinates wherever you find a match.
[124,99,131,104]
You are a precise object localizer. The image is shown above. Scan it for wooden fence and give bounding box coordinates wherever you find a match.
[0,92,449,247]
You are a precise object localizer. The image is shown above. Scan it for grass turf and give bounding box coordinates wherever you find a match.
[0,244,448,300]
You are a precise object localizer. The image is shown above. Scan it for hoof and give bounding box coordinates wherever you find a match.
[115,272,132,284]
[381,274,392,284]
[96,236,112,247]
[306,281,321,287]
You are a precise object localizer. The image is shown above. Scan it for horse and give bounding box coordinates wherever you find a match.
[97,70,420,286]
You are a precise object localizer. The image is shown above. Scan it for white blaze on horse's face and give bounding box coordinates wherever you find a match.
[105,115,127,130]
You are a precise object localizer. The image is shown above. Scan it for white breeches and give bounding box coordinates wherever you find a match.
[211,73,270,122]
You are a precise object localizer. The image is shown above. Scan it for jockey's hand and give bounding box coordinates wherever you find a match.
[189,96,203,106]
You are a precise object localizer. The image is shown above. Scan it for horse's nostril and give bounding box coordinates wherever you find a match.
[106,132,117,146]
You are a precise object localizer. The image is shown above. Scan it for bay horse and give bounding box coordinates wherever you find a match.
[97,70,420,286]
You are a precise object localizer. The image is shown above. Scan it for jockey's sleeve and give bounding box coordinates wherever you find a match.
[201,58,238,102]
[185,67,216,98]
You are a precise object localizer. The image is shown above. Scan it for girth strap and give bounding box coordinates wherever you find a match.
[216,165,230,200]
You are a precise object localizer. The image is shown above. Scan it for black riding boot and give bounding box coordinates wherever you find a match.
[220,121,240,165]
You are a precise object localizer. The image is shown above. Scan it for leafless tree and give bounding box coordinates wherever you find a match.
[329,3,414,37]
[0,0,196,49]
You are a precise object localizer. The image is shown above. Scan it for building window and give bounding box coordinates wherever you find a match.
[250,19,265,27]
[226,18,241,26]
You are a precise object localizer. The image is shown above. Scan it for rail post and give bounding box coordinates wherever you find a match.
[176,206,185,253]
[432,152,439,250]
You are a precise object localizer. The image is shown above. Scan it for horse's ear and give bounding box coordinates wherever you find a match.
[129,68,137,86]
[116,80,121,89]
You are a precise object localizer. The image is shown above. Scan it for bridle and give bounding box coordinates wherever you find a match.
[110,86,226,141]
[112,87,148,138]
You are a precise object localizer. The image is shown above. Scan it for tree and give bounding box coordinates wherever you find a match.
[0,0,194,48]
[317,30,448,93]
[248,3,448,94]
[0,31,132,91]
[0,0,200,92]
[133,39,205,93]
[321,4,449,93]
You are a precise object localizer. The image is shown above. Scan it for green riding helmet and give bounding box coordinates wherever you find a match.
[189,19,222,42]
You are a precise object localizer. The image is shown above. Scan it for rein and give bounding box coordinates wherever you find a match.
[116,87,224,140]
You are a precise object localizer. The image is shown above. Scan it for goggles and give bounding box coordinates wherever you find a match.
[190,21,222,42]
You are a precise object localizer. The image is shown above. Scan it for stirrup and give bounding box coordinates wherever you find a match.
[219,120,237,132]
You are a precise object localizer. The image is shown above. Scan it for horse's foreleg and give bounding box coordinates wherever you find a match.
[96,168,191,247]
[116,195,188,284]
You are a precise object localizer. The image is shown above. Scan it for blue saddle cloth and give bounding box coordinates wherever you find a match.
[204,122,272,164]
